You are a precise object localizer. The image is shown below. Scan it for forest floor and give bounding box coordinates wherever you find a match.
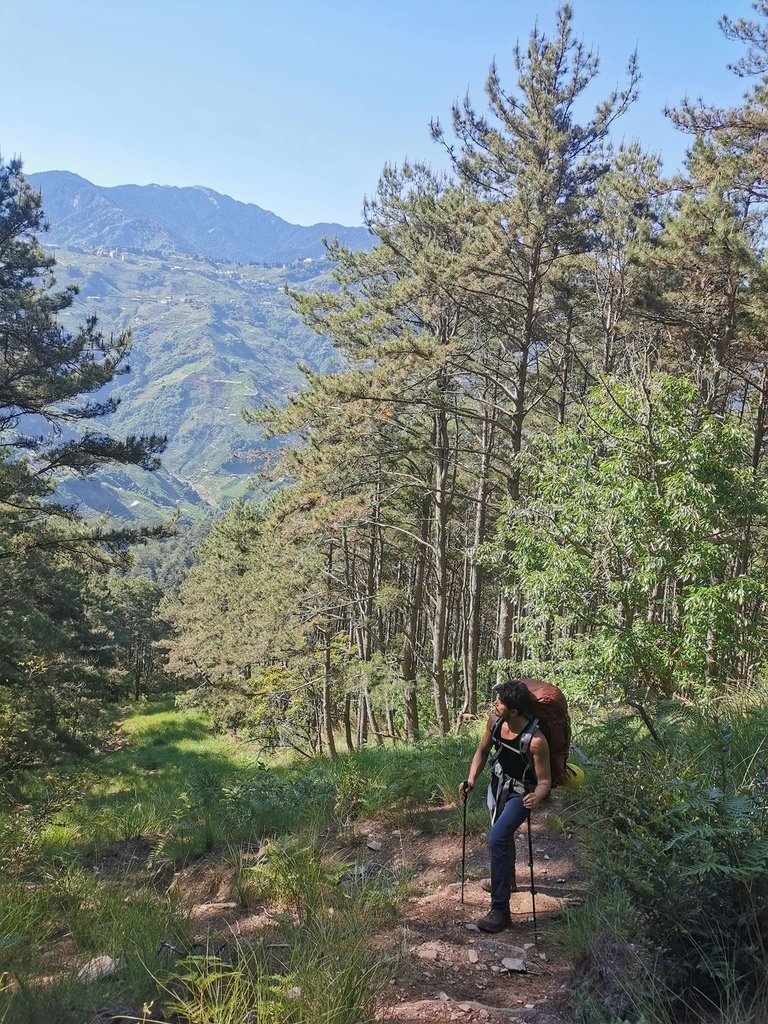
[4,705,585,1023]
[130,800,583,1024]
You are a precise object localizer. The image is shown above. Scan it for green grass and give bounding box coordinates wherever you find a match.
[158,838,404,1024]
[0,698,473,1023]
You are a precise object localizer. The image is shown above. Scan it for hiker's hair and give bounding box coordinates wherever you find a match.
[493,679,532,716]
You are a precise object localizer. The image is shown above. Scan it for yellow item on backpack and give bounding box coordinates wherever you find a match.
[562,761,585,791]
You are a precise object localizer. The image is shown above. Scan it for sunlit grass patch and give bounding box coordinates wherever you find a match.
[0,697,469,1023]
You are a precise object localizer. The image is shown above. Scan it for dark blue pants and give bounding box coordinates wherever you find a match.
[488,792,528,910]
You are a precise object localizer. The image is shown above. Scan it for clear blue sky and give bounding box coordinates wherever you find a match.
[1,0,756,225]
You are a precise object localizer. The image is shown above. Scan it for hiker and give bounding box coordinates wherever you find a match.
[460,679,551,933]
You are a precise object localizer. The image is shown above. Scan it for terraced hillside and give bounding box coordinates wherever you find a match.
[50,249,338,519]
[20,171,371,521]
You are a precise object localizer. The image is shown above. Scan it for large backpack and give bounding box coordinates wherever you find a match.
[520,677,571,788]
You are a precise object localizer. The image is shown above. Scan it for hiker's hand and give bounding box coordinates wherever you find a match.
[523,792,539,810]
[460,780,473,802]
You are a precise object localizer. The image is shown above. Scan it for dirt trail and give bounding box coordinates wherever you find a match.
[167,797,582,1024]
[365,799,581,1024]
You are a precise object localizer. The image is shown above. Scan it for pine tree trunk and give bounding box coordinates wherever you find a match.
[462,409,494,722]
[343,692,354,752]
[400,491,429,741]
[431,403,451,735]
[322,542,337,758]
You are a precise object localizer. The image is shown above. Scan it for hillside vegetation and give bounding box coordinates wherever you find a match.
[50,250,340,517]
[0,701,478,1024]
[3,3,768,1022]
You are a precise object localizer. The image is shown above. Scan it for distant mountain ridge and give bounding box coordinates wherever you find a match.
[19,169,371,523]
[29,171,371,263]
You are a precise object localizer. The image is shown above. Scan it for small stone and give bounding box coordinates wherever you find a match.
[501,957,526,973]
[208,901,238,909]
[524,943,535,949]
[557,877,566,884]
[538,952,547,960]
[525,1005,535,1009]
[464,923,480,932]
[491,965,501,974]
[438,991,450,1001]
[468,949,479,963]
[367,840,382,851]
[535,848,545,853]
[543,854,551,860]
[458,1003,474,1011]
[77,956,118,983]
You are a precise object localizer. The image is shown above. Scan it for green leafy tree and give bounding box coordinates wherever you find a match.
[493,376,768,714]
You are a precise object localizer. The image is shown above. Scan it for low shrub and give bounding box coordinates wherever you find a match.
[570,694,768,1020]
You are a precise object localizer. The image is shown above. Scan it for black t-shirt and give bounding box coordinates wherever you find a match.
[491,716,538,787]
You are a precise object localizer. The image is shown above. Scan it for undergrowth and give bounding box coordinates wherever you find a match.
[0,699,475,1023]
[558,689,768,1024]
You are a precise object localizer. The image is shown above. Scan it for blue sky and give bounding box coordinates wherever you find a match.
[1,0,756,225]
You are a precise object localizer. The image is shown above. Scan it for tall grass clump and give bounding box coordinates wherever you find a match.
[564,690,768,1023]
[160,841,401,1024]
[161,939,385,1024]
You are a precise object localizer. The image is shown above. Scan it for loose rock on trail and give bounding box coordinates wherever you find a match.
[364,799,582,1024]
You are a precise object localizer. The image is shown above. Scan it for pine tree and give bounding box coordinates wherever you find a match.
[432,3,639,667]
[0,156,166,555]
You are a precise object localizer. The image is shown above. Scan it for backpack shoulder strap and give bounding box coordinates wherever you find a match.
[490,715,503,747]
[518,716,540,756]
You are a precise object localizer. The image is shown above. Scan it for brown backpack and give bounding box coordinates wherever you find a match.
[521,677,571,788]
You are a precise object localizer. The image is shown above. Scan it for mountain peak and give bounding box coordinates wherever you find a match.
[28,170,371,263]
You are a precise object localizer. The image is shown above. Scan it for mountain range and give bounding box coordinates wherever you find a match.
[30,171,370,263]
[27,171,372,521]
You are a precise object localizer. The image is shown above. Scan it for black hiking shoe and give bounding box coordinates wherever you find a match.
[477,908,511,933]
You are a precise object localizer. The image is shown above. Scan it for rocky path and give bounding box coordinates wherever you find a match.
[96,797,583,1023]
[361,799,582,1024]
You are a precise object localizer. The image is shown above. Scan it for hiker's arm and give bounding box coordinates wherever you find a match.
[459,715,494,802]
[523,733,552,810]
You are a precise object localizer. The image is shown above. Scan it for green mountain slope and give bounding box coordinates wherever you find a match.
[51,249,337,520]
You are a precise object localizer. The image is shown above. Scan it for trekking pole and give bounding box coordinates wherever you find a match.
[526,808,538,943]
[460,781,470,905]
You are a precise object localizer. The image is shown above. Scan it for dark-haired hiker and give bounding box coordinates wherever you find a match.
[460,679,551,933]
